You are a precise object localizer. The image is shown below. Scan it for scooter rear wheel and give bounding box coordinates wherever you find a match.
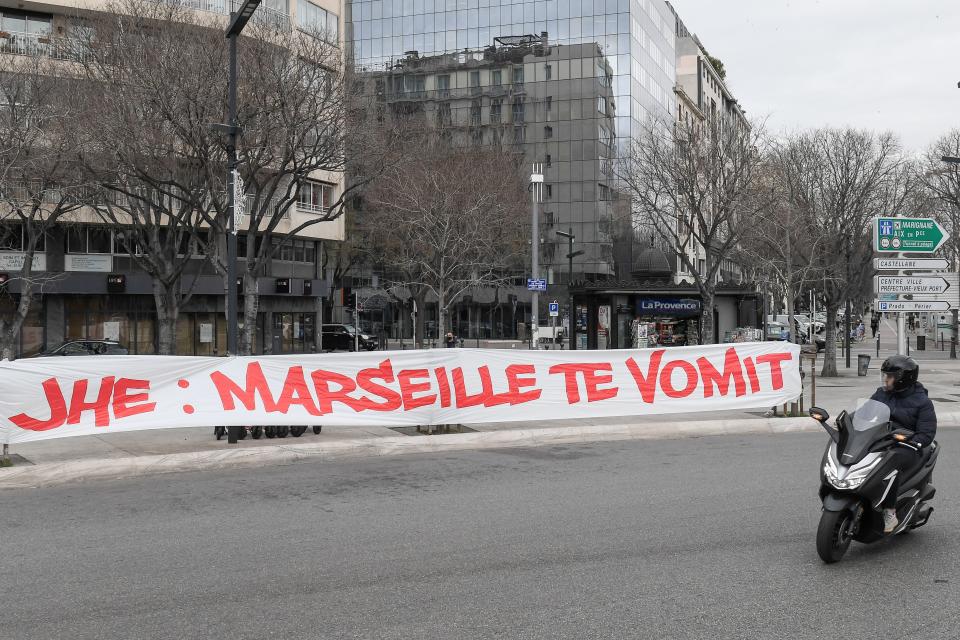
[817,510,853,563]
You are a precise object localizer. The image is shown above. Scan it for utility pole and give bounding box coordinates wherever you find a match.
[557,228,584,350]
[217,0,261,444]
[530,164,543,349]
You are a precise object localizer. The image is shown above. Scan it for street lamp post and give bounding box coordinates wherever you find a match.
[941,155,960,359]
[530,164,543,349]
[218,0,261,444]
[556,228,583,350]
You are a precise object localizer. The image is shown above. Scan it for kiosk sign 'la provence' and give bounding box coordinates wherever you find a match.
[637,298,702,318]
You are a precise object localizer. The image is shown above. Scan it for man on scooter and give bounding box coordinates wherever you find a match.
[870,355,937,533]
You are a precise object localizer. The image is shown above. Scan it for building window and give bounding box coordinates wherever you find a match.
[490,99,501,123]
[544,184,552,199]
[492,69,502,86]
[66,227,113,254]
[470,99,481,126]
[513,126,525,144]
[544,154,552,167]
[469,70,481,95]
[512,65,524,85]
[0,223,45,251]
[437,102,452,126]
[278,238,317,263]
[544,125,553,139]
[598,183,612,201]
[544,64,552,80]
[597,96,606,115]
[436,74,450,97]
[0,10,51,36]
[297,180,335,213]
[296,0,338,43]
[546,96,552,111]
[512,98,524,123]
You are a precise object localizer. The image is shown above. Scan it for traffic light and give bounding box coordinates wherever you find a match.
[342,287,352,308]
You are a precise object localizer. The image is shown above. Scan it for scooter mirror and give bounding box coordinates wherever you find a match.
[809,407,829,423]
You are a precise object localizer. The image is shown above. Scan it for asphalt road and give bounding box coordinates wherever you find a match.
[3,431,959,640]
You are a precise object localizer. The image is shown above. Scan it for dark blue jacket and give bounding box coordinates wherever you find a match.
[869,382,937,447]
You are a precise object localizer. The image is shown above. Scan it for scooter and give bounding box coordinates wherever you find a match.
[809,399,938,563]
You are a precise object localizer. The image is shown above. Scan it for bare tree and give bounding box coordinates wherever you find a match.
[0,52,85,359]
[360,136,528,347]
[201,21,384,354]
[776,128,913,376]
[919,129,960,356]
[75,0,223,354]
[618,115,768,344]
[737,169,822,345]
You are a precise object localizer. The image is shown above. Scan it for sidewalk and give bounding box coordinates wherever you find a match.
[5,346,960,488]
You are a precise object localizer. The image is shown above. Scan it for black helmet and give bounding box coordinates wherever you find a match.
[881,355,919,392]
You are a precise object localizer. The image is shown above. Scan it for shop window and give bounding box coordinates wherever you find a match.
[88,228,112,254]
[66,227,87,253]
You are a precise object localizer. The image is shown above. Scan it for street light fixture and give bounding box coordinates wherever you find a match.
[216,0,261,443]
[556,229,583,350]
[941,156,960,164]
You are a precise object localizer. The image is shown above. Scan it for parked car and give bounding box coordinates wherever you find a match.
[36,340,129,356]
[320,324,377,351]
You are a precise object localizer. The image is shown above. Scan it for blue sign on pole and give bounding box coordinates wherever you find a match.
[527,278,547,291]
[548,301,559,316]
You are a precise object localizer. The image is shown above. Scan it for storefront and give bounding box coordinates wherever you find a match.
[570,283,763,350]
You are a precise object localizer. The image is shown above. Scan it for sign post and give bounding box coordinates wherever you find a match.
[873,216,952,354]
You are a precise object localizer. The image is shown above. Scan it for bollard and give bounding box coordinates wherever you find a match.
[876,337,880,358]
[1,443,10,467]
[907,337,910,357]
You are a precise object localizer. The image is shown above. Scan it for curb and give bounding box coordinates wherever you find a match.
[3,411,958,490]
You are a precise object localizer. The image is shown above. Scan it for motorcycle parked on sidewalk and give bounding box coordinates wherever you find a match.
[810,399,938,563]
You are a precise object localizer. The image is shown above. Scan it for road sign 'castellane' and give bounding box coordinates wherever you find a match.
[874,217,948,253]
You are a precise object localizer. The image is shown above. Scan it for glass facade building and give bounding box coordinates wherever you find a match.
[347,0,677,277]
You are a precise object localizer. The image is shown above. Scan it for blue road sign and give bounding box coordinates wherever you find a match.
[527,279,547,291]
[548,301,559,316]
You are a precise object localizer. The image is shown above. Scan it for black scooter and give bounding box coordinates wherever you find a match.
[809,399,938,563]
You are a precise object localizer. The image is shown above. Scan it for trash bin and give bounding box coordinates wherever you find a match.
[916,335,926,351]
[857,353,871,376]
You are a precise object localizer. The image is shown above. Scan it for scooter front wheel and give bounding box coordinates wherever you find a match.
[817,509,853,563]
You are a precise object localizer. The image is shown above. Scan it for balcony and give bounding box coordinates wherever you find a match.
[187,0,292,31]
[0,31,88,63]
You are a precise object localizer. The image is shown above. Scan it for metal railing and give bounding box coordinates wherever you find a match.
[0,31,89,63]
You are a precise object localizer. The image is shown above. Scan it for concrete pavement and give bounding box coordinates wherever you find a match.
[3,431,958,639]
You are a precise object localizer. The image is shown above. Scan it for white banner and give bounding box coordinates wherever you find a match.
[0,342,801,445]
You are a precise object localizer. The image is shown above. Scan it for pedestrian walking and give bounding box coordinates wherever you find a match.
[871,316,879,338]
[445,332,457,348]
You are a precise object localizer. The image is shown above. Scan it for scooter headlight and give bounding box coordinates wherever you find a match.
[824,455,881,490]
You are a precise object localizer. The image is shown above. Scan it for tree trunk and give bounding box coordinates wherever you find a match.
[786,284,797,344]
[821,304,839,377]
[153,279,180,355]
[700,290,715,345]
[241,271,259,356]
[314,295,324,352]
[0,248,39,360]
[437,286,446,345]
[413,291,426,349]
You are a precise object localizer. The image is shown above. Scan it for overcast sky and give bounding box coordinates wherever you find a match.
[669,0,960,154]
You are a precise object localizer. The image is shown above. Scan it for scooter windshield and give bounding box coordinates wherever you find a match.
[851,398,891,431]
[839,398,892,465]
